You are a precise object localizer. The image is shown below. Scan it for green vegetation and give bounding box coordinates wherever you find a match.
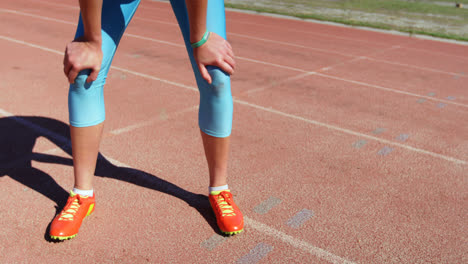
[225,0,468,41]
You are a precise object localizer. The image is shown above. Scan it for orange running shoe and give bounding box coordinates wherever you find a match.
[49,191,95,240]
[209,190,243,235]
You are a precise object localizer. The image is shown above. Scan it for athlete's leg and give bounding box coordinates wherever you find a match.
[169,0,233,187]
[68,0,141,192]
[50,0,141,240]
[71,124,104,190]
[201,132,229,187]
[170,0,243,235]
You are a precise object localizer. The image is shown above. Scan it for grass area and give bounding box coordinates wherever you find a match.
[225,0,468,42]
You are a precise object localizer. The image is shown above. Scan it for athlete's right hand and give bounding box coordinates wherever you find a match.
[63,39,103,83]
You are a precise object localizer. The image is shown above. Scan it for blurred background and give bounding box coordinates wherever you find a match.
[225,0,468,41]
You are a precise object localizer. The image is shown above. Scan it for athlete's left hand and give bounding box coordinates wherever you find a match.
[193,32,235,84]
[63,38,103,84]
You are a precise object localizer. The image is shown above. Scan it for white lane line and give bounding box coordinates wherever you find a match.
[132,14,356,58]
[317,45,401,72]
[0,7,307,73]
[236,56,309,72]
[0,8,75,25]
[318,56,366,72]
[243,46,399,96]
[0,108,69,143]
[401,46,468,61]
[0,35,63,55]
[134,16,177,26]
[0,108,161,172]
[37,0,79,10]
[103,155,163,173]
[285,71,317,81]
[222,5,468,54]
[42,146,67,155]
[125,33,184,48]
[244,217,356,264]
[3,6,466,79]
[243,56,367,96]
[110,105,199,135]
[111,66,198,91]
[34,0,468,61]
[0,106,352,262]
[0,37,191,91]
[134,15,355,58]
[141,0,383,48]
[243,72,317,96]
[233,99,466,165]
[1,36,466,166]
[229,32,355,57]
[314,72,468,109]
[365,57,466,77]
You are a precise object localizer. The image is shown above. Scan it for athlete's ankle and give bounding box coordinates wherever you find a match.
[209,184,229,193]
[72,187,94,197]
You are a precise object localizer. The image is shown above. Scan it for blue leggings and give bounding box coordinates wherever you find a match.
[69,0,233,137]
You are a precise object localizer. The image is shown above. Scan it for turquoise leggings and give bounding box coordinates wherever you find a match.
[69,0,233,137]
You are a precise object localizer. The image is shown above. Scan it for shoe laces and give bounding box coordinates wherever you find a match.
[58,195,84,221]
[215,191,236,217]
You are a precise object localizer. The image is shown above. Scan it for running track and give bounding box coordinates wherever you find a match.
[0,0,467,263]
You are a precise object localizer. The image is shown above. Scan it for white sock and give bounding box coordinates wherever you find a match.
[73,188,94,197]
[209,184,229,193]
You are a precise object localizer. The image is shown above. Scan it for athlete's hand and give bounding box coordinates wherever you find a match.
[63,39,103,84]
[193,32,235,84]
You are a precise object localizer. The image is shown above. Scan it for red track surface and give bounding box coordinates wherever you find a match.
[1,0,467,263]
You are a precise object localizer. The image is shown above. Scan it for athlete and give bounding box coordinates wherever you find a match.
[49,0,243,240]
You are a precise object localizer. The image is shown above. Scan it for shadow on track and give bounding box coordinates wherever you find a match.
[0,116,221,241]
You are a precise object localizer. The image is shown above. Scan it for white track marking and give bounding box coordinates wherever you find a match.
[244,217,356,264]
[0,8,75,25]
[101,155,130,169]
[1,36,466,165]
[142,0,386,48]
[0,109,69,144]
[103,154,163,173]
[243,72,317,95]
[314,72,468,108]
[2,6,466,79]
[0,8,306,73]
[110,105,199,135]
[285,71,317,81]
[0,108,163,171]
[42,146,67,155]
[236,56,309,72]
[0,35,62,55]
[229,32,355,58]
[34,0,468,60]
[111,66,197,92]
[37,0,79,10]
[243,55,367,96]
[318,56,366,72]
[125,33,184,47]
[233,99,467,165]
[222,5,468,52]
[365,57,466,77]
[244,46,398,96]
[134,16,177,26]
[133,15,355,58]
[400,46,468,61]
[132,15,356,58]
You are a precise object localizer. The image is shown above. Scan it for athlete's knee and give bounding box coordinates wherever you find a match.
[69,69,106,93]
[68,69,106,127]
[205,66,231,98]
[69,70,93,91]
